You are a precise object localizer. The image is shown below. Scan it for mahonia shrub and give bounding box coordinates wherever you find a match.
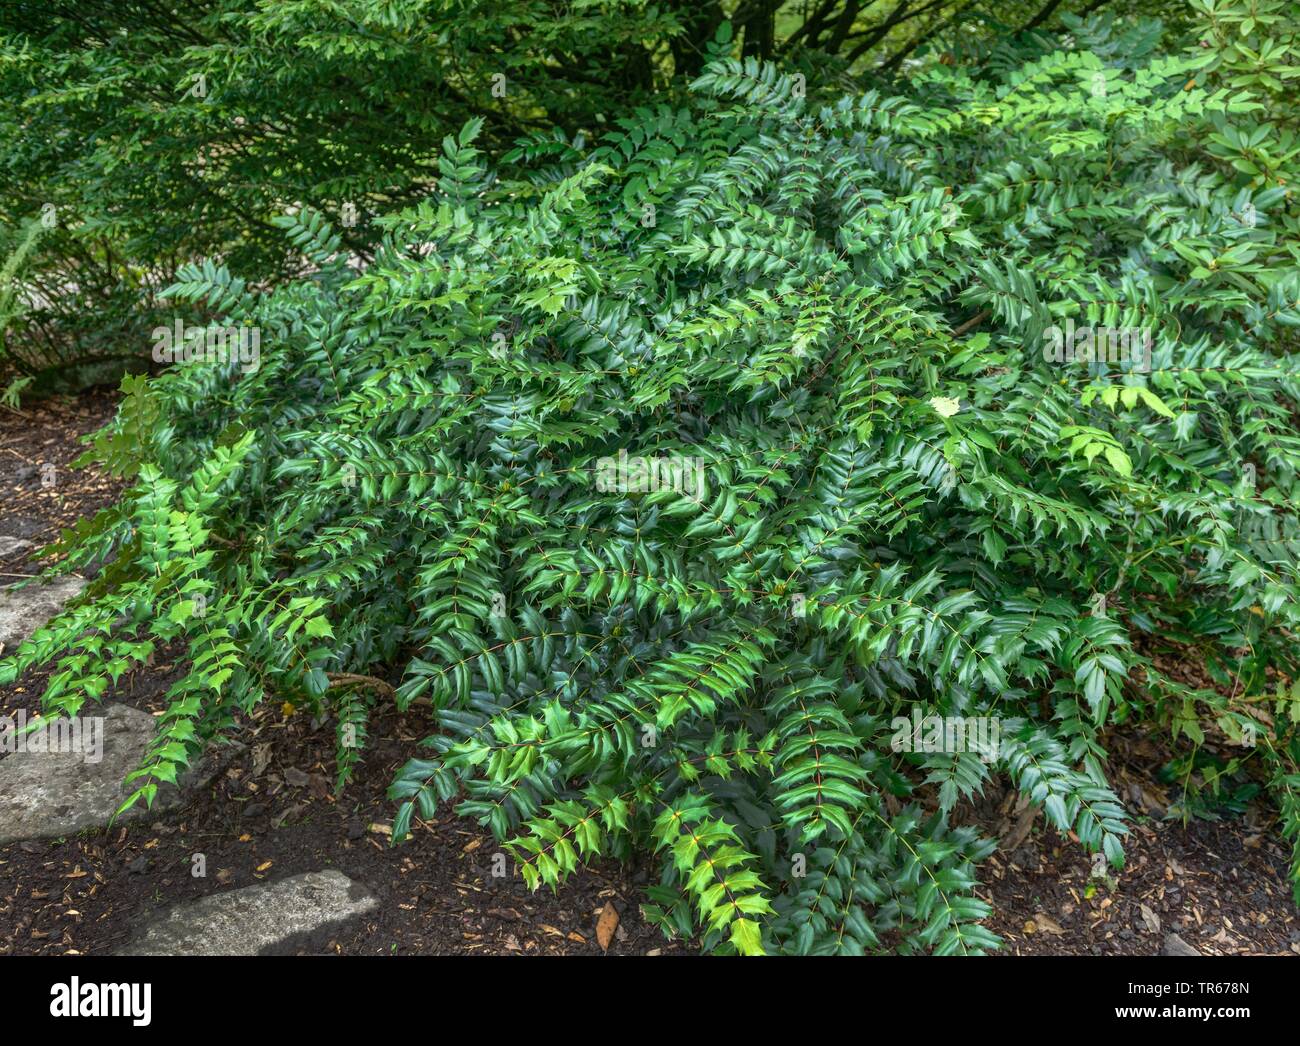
[6,19,1300,954]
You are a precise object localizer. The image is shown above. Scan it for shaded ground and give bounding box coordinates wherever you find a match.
[0,390,1296,956]
[1,659,679,955]
[0,388,124,580]
[972,758,1300,955]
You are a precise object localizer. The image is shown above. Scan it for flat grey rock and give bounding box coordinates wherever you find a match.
[0,535,34,558]
[1162,932,1201,956]
[0,575,86,652]
[117,871,378,955]
[0,701,228,845]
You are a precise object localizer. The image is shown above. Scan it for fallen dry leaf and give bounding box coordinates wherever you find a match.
[1033,913,1065,935]
[596,901,620,951]
[250,744,272,779]
[276,803,308,827]
[999,803,1037,852]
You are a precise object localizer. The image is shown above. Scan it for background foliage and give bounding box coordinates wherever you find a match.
[0,0,1236,379]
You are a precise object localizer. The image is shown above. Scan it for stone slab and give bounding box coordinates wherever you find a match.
[116,871,378,955]
[0,701,229,845]
[0,535,34,559]
[0,575,86,653]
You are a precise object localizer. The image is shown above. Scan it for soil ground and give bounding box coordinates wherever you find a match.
[0,388,125,580]
[0,390,1297,956]
[972,758,1299,955]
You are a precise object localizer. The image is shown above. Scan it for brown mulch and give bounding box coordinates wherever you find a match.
[971,755,1299,955]
[0,656,681,955]
[0,389,125,579]
[1,388,1297,956]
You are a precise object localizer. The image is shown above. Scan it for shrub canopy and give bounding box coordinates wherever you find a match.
[6,9,1300,954]
[0,0,1227,375]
